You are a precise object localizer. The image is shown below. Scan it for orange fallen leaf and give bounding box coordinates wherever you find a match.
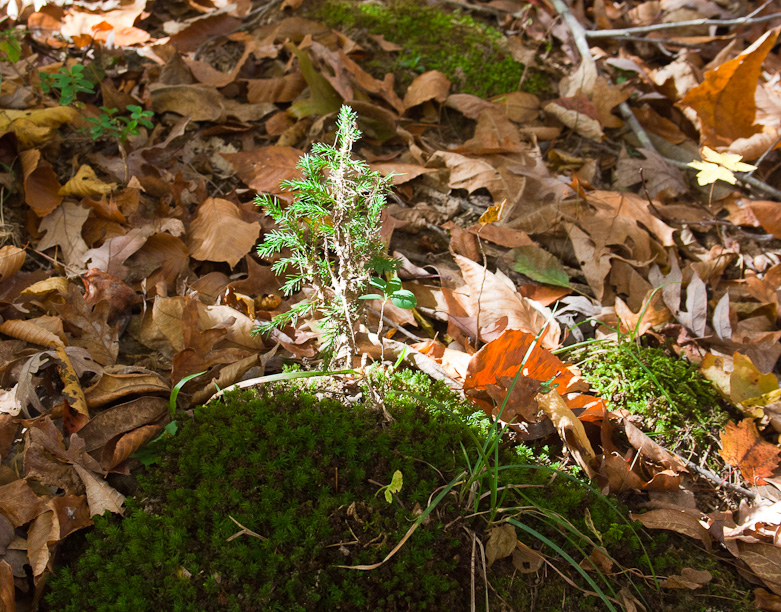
[719,419,781,485]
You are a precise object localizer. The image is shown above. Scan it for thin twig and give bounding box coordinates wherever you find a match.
[366,306,424,342]
[585,11,781,39]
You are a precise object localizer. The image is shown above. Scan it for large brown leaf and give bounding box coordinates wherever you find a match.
[454,254,560,348]
[187,197,261,268]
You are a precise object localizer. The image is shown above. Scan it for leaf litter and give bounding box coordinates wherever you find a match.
[0,0,781,608]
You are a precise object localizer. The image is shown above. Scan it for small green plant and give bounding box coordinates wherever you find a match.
[39,64,95,106]
[132,370,204,466]
[254,105,414,365]
[86,105,154,142]
[375,469,403,503]
[0,28,23,64]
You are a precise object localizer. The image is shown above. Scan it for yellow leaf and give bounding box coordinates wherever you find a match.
[701,146,757,173]
[478,199,507,226]
[688,160,736,185]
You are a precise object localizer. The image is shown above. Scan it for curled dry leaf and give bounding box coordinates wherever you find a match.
[0,318,62,348]
[403,70,450,111]
[0,245,25,283]
[535,389,596,478]
[21,148,62,217]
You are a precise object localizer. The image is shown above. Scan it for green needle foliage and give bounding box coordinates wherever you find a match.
[254,105,404,365]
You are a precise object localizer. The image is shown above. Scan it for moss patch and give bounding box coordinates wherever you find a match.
[571,339,730,457]
[43,371,753,611]
[304,0,551,98]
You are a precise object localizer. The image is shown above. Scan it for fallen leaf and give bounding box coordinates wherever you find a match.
[631,509,711,549]
[36,202,90,268]
[485,524,516,566]
[719,419,781,485]
[681,27,780,147]
[512,245,569,288]
[0,245,25,283]
[72,464,125,517]
[403,70,450,111]
[187,198,261,268]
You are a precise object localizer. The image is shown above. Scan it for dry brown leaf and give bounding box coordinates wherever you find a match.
[54,343,89,418]
[222,146,303,194]
[0,319,62,348]
[26,509,56,579]
[101,423,164,471]
[661,568,712,589]
[59,165,116,198]
[78,396,168,452]
[403,70,450,111]
[36,202,90,268]
[455,254,560,348]
[543,96,605,142]
[512,542,544,573]
[72,464,125,517]
[0,560,13,612]
[20,149,62,217]
[0,480,46,527]
[188,198,261,268]
[737,541,781,596]
[0,246,25,283]
[535,389,596,478]
[747,200,781,240]
[485,524,516,566]
[631,509,711,549]
[0,106,78,149]
[719,419,781,486]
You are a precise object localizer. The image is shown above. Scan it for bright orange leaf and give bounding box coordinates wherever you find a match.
[719,419,781,485]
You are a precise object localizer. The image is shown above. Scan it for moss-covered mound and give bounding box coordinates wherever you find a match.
[43,371,754,611]
[304,0,551,98]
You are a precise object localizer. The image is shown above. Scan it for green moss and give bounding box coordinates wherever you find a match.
[305,0,551,98]
[44,370,752,611]
[571,339,729,456]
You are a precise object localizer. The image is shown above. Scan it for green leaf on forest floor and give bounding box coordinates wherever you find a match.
[512,245,569,288]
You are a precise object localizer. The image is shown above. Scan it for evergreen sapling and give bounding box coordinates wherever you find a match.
[253,105,415,366]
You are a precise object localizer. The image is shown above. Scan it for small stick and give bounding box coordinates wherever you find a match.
[585,11,781,39]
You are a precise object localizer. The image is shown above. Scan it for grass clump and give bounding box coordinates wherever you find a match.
[571,339,729,454]
[305,0,550,98]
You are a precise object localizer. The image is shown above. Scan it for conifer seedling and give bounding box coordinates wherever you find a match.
[254,105,414,366]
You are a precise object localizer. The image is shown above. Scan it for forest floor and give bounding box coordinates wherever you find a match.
[1,0,781,609]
